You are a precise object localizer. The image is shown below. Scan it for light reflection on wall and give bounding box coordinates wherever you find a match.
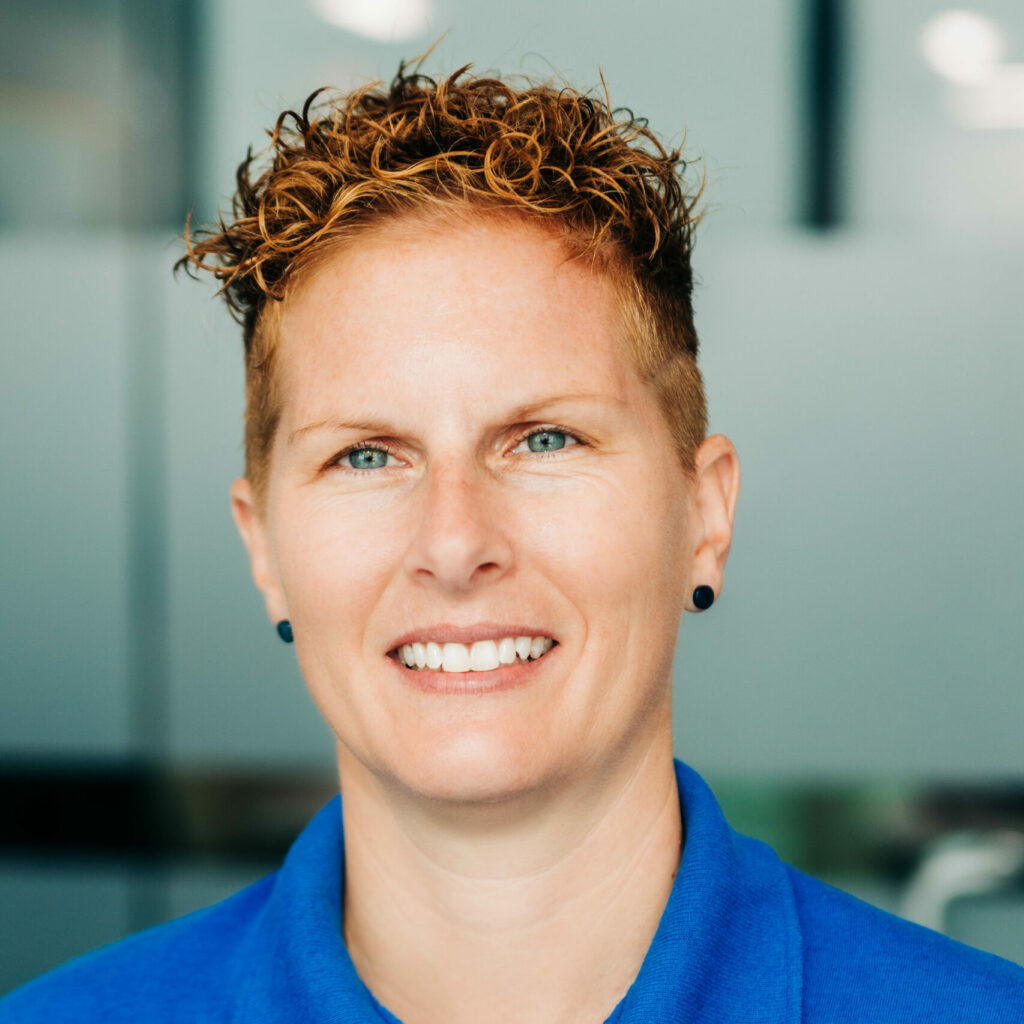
[920,8,1024,128]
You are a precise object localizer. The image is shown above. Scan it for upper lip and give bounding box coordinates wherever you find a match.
[386,622,558,653]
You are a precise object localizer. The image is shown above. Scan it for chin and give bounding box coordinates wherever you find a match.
[379,727,561,807]
[322,655,577,805]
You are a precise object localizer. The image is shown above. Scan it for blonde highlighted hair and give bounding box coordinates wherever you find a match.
[176,62,707,505]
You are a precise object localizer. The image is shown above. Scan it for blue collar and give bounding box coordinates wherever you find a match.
[234,760,803,1023]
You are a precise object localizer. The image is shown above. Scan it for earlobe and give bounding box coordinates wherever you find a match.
[230,477,289,623]
[688,435,741,611]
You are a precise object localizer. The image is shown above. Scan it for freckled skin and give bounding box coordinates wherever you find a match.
[231,215,739,810]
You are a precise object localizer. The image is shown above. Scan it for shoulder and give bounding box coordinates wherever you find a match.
[0,872,277,1023]
[787,866,1024,1023]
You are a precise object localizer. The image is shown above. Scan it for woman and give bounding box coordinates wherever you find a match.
[2,64,1022,1024]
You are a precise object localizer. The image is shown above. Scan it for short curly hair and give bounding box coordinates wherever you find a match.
[176,62,707,507]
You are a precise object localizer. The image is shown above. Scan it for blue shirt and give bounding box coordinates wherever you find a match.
[2,760,1022,1022]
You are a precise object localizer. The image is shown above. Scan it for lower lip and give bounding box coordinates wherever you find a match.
[386,644,559,695]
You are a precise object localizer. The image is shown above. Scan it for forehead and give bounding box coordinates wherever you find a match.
[274,215,644,423]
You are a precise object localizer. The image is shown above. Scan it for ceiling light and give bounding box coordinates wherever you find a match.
[920,9,1006,84]
[311,0,432,43]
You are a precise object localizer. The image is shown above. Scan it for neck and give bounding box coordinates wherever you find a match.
[339,731,682,1024]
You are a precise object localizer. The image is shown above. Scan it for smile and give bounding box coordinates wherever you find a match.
[393,636,557,673]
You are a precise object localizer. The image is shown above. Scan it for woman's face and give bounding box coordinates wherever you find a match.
[233,215,735,804]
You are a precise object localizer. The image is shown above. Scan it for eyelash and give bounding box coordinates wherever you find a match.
[328,425,586,475]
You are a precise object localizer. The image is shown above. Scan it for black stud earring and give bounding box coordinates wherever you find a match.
[692,585,715,611]
[276,620,294,643]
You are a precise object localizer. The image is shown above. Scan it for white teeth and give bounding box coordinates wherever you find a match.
[396,634,556,672]
[469,640,500,671]
[441,643,470,672]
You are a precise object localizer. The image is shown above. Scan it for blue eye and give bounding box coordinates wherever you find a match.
[346,447,391,470]
[523,429,573,453]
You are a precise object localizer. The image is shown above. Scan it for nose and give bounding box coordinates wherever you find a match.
[404,457,513,593]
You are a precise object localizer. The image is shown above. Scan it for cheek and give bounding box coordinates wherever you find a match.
[273,496,403,636]
[528,468,689,636]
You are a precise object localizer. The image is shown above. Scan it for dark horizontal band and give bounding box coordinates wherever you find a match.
[2,760,1024,878]
[0,759,336,861]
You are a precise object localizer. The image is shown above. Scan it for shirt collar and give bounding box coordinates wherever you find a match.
[612,760,803,1023]
[235,760,803,1023]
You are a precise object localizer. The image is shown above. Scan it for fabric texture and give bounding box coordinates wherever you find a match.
[2,760,1022,1022]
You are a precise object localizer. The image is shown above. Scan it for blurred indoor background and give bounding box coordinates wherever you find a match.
[2,0,1022,993]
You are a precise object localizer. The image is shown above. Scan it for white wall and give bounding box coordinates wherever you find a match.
[0,236,133,756]
[676,229,1024,779]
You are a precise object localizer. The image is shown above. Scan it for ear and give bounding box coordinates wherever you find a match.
[686,434,741,611]
[230,477,290,625]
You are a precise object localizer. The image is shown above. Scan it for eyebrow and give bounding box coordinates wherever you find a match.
[286,392,627,446]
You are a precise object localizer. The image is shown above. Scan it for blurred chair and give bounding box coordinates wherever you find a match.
[901,830,1024,965]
